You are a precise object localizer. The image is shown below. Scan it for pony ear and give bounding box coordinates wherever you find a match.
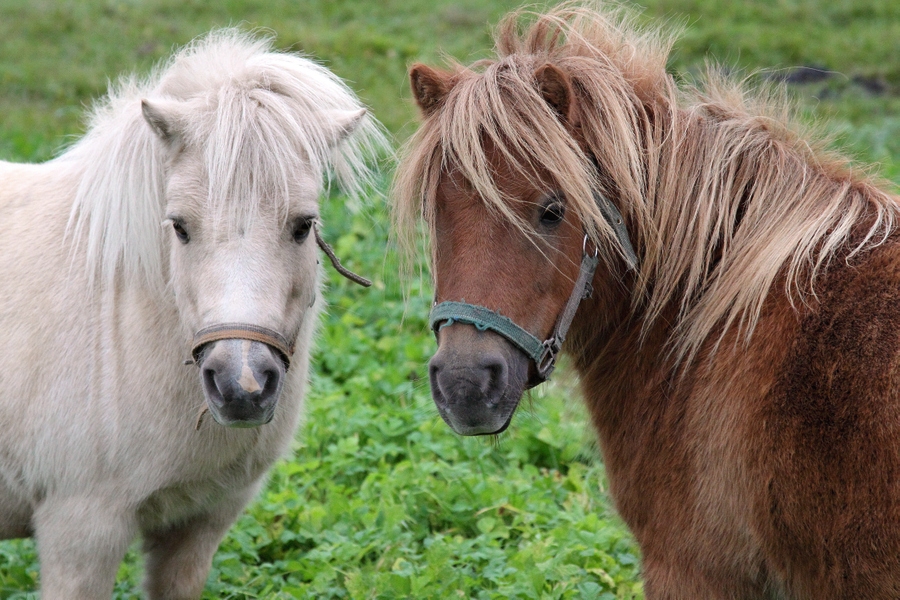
[409,64,452,117]
[322,108,367,147]
[141,99,185,145]
[534,63,576,124]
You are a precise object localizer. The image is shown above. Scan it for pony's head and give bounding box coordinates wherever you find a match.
[67,30,385,427]
[393,4,660,435]
[421,133,602,435]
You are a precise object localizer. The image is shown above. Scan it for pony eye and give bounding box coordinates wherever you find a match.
[171,219,190,243]
[292,217,315,244]
[539,198,565,227]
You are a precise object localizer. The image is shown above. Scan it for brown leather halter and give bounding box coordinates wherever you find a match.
[186,225,371,371]
[191,323,294,368]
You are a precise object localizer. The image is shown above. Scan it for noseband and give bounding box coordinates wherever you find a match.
[191,323,295,368]
[429,191,638,387]
[187,226,371,371]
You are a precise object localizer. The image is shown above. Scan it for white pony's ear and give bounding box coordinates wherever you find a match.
[323,108,367,147]
[141,98,186,146]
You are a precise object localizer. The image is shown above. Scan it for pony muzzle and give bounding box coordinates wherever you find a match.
[190,324,294,427]
[428,324,529,436]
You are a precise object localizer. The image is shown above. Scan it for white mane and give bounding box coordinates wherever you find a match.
[60,29,386,289]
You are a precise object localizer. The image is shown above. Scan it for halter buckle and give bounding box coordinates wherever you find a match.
[536,338,561,380]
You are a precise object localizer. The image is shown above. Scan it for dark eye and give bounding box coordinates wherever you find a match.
[292,216,315,244]
[171,218,190,244]
[539,196,565,227]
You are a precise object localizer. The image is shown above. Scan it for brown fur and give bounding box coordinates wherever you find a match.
[394,3,900,598]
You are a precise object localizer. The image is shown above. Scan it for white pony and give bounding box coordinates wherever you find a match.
[0,29,384,598]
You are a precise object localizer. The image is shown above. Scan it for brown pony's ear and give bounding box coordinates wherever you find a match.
[409,64,453,117]
[534,63,577,125]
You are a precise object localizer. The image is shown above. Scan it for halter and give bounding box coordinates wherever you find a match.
[187,225,371,370]
[191,323,294,367]
[429,191,637,386]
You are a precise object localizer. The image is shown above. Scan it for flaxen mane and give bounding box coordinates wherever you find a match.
[393,2,899,364]
[62,29,385,291]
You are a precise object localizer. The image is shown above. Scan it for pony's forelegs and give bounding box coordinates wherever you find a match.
[142,485,258,600]
[33,496,136,599]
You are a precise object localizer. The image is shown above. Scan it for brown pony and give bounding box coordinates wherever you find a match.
[393,3,900,598]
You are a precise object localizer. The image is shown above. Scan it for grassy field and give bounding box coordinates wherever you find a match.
[0,0,897,598]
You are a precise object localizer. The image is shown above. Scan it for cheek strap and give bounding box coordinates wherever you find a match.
[430,249,600,386]
[428,191,635,386]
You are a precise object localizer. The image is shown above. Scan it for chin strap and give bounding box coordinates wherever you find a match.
[429,191,636,387]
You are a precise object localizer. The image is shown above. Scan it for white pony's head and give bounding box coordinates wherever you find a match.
[65,30,386,426]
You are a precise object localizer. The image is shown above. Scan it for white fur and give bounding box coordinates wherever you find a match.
[0,29,385,599]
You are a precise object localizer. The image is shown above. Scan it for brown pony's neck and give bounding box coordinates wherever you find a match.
[561,92,899,440]
[565,257,657,367]
[560,268,674,469]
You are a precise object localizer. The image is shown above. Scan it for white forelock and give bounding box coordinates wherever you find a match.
[60,28,386,290]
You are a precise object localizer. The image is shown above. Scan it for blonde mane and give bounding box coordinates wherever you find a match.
[60,28,386,290]
[393,2,900,365]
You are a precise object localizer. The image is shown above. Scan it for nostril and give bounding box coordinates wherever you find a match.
[428,357,442,381]
[479,353,508,397]
[259,369,280,402]
[202,367,225,403]
[428,355,448,399]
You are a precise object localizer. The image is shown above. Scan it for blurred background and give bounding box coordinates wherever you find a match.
[0,1,897,598]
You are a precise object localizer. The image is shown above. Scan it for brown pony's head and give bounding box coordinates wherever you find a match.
[394,6,653,434]
[424,116,590,434]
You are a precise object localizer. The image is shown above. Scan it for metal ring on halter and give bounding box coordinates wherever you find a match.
[190,323,295,370]
[582,234,599,258]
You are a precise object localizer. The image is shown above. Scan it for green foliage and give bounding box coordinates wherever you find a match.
[0,0,898,598]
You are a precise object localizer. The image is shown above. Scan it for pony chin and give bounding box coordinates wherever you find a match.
[435,399,518,437]
[207,407,277,429]
[428,324,530,436]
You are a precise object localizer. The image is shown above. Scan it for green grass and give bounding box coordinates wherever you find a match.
[0,0,898,598]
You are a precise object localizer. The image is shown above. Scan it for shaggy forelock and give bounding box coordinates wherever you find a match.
[393,1,900,366]
[62,28,386,290]
[393,4,669,271]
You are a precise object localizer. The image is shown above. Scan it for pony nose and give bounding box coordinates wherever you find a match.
[429,350,509,402]
[428,346,513,436]
[199,339,285,427]
[427,322,531,435]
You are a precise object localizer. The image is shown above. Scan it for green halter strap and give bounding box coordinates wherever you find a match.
[429,191,637,386]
